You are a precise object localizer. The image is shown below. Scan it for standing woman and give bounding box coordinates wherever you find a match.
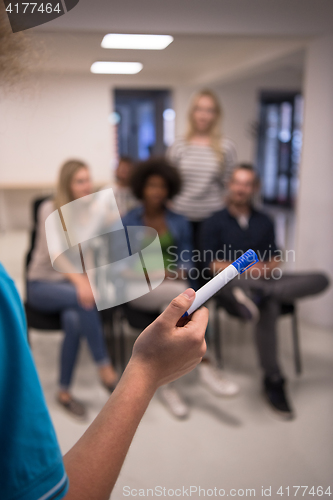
[27,160,118,419]
[168,89,237,253]
[168,89,239,397]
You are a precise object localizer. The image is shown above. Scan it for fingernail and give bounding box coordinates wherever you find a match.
[182,288,195,300]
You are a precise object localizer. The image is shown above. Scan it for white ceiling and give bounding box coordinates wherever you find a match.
[29,31,306,86]
[35,0,333,37]
[28,0,333,86]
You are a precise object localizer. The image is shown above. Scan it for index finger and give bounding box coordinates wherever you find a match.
[188,306,209,328]
[176,306,209,331]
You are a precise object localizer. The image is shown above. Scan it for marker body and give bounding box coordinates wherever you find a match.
[186,264,239,316]
[183,249,259,317]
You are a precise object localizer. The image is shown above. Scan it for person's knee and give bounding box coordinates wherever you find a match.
[312,273,330,294]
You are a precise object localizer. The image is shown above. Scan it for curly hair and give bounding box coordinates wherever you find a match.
[131,157,181,200]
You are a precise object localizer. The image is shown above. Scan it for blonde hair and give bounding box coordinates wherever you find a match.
[54,159,88,211]
[186,89,224,161]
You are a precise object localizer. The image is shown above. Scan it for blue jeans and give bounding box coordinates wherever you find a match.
[27,280,110,390]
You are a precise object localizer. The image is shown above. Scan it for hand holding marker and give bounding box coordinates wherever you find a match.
[183,249,259,317]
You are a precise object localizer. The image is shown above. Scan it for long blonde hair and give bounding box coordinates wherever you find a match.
[54,159,88,211]
[186,89,224,161]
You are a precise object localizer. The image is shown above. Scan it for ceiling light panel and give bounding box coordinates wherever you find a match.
[90,61,143,74]
[101,34,174,50]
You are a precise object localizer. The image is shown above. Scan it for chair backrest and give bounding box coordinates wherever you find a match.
[24,196,62,333]
[123,303,159,330]
[25,196,52,272]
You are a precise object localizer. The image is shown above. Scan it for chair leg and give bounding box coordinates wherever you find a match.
[117,310,127,374]
[214,305,223,369]
[103,315,116,367]
[109,324,116,367]
[291,309,302,375]
[111,307,126,374]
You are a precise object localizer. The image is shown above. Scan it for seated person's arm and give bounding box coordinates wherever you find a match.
[245,258,278,277]
[245,218,280,278]
[64,272,95,309]
[211,258,278,277]
[63,290,208,500]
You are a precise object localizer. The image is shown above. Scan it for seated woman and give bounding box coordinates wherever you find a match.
[27,159,118,419]
[122,158,194,418]
[122,158,192,312]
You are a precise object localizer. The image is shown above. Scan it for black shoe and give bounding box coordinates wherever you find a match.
[216,288,259,321]
[232,287,259,321]
[57,395,87,421]
[263,375,294,420]
[102,380,117,394]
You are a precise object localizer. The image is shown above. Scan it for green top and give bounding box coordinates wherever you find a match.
[159,230,175,270]
[134,230,175,275]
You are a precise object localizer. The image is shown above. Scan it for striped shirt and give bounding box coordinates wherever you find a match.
[167,137,237,221]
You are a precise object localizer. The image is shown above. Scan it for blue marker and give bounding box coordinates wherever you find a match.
[183,249,259,317]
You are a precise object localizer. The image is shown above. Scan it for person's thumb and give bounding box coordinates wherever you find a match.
[159,288,196,325]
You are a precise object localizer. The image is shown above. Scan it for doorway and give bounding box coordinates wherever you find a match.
[257,91,303,208]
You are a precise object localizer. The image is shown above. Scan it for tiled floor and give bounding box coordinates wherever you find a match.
[1,231,333,499]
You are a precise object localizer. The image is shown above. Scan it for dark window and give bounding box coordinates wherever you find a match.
[113,89,174,161]
[257,91,303,208]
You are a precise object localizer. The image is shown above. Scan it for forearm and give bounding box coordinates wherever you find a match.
[63,360,156,500]
[211,259,278,278]
[64,272,83,286]
[245,260,278,278]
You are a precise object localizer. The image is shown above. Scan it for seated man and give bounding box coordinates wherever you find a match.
[200,163,329,420]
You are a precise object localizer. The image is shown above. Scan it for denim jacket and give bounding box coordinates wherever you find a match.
[121,205,193,271]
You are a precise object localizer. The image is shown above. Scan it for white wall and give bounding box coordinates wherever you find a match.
[295,35,333,328]
[0,73,114,186]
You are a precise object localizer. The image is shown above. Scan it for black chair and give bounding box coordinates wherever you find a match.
[24,197,62,338]
[102,303,160,373]
[212,298,302,375]
[104,300,224,374]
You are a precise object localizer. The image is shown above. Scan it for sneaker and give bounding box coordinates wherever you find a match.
[263,375,294,420]
[231,287,260,322]
[198,363,240,396]
[57,395,87,421]
[159,385,189,419]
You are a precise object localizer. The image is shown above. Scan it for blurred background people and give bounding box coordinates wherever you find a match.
[201,164,330,419]
[107,156,138,216]
[26,160,118,419]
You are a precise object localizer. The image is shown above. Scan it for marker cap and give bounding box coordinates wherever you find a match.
[231,249,259,274]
